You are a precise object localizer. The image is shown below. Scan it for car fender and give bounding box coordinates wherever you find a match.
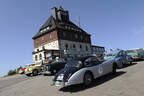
[67,68,92,85]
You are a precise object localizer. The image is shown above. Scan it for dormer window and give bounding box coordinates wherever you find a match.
[46,26,50,30]
[44,29,46,32]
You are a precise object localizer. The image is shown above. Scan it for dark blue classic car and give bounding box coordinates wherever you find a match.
[104,50,133,68]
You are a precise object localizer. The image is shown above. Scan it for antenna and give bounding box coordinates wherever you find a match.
[78,16,81,28]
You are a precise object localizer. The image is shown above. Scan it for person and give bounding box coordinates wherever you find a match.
[55,57,59,62]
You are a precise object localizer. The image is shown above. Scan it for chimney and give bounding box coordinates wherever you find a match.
[51,7,58,20]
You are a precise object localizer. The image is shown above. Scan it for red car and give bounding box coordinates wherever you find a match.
[18,68,26,74]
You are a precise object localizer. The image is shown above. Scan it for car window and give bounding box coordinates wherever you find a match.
[84,57,93,67]
[84,57,100,67]
[91,57,100,65]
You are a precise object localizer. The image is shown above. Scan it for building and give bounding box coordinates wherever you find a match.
[92,45,105,57]
[32,6,92,64]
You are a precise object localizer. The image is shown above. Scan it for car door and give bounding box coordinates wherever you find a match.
[101,59,113,76]
[117,51,125,64]
[84,57,100,79]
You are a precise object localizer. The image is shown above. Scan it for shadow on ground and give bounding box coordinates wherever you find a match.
[122,62,137,69]
[59,71,126,93]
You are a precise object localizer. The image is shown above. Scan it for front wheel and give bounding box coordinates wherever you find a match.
[83,72,93,86]
[32,70,38,76]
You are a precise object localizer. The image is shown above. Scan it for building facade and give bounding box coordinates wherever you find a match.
[92,45,105,58]
[32,6,92,64]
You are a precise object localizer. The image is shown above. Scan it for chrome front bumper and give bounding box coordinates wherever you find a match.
[42,71,52,75]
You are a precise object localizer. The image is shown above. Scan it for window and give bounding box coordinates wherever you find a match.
[42,46,45,50]
[65,26,68,29]
[42,36,44,40]
[49,33,52,39]
[46,26,50,30]
[35,55,38,61]
[75,34,78,39]
[91,57,100,65]
[44,28,46,32]
[39,54,42,60]
[80,45,82,49]
[84,57,100,67]
[73,44,76,49]
[65,44,68,50]
[68,26,71,30]
[40,30,43,33]
[84,58,92,67]
[80,35,83,40]
[86,46,88,51]
[63,32,66,37]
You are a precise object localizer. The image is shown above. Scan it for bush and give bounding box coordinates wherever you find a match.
[7,66,23,76]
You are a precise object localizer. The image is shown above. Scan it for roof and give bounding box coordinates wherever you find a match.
[92,45,105,48]
[32,16,91,39]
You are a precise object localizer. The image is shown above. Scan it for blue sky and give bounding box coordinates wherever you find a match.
[0,0,144,77]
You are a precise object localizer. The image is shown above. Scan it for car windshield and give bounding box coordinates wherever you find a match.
[26,64,35,67]
[127,51,138,55]
[106,51,119,57]
[65,60,82,68]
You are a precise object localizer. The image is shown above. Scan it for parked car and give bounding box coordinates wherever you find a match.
[126,50,144,60]
[41,58,66,75]
[25,63,42,76]
[18,67,26,74]
[104,50,132,68]
[52,56,116,87]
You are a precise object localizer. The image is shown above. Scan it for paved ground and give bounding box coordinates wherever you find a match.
[0,61,144,96]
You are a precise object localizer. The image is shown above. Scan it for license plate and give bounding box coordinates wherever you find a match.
[55,81,61,86]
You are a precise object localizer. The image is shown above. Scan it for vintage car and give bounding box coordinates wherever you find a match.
[18,67,26,74]
[52,56,116,87]
[25,63,42,76]
[126,50,144,60]
[41,58,66,75]
[104,50,133,68]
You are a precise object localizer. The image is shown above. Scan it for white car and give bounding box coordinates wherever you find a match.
[52,56,116,87]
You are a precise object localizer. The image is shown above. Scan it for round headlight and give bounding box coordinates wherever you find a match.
[29,68,32,71]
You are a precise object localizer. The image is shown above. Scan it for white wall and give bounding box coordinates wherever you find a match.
[34,40,59,51]
[33,40,59,63]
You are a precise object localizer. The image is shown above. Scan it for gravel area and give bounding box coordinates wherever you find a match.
[0,61,144,96]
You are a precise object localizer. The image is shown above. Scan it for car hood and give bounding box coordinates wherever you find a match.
[54,67,79,82]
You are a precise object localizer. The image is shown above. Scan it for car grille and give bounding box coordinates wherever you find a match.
[41,66,49,72]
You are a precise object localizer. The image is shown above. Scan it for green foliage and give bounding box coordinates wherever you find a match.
[7,66,22,76]
[7,69,17,76]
